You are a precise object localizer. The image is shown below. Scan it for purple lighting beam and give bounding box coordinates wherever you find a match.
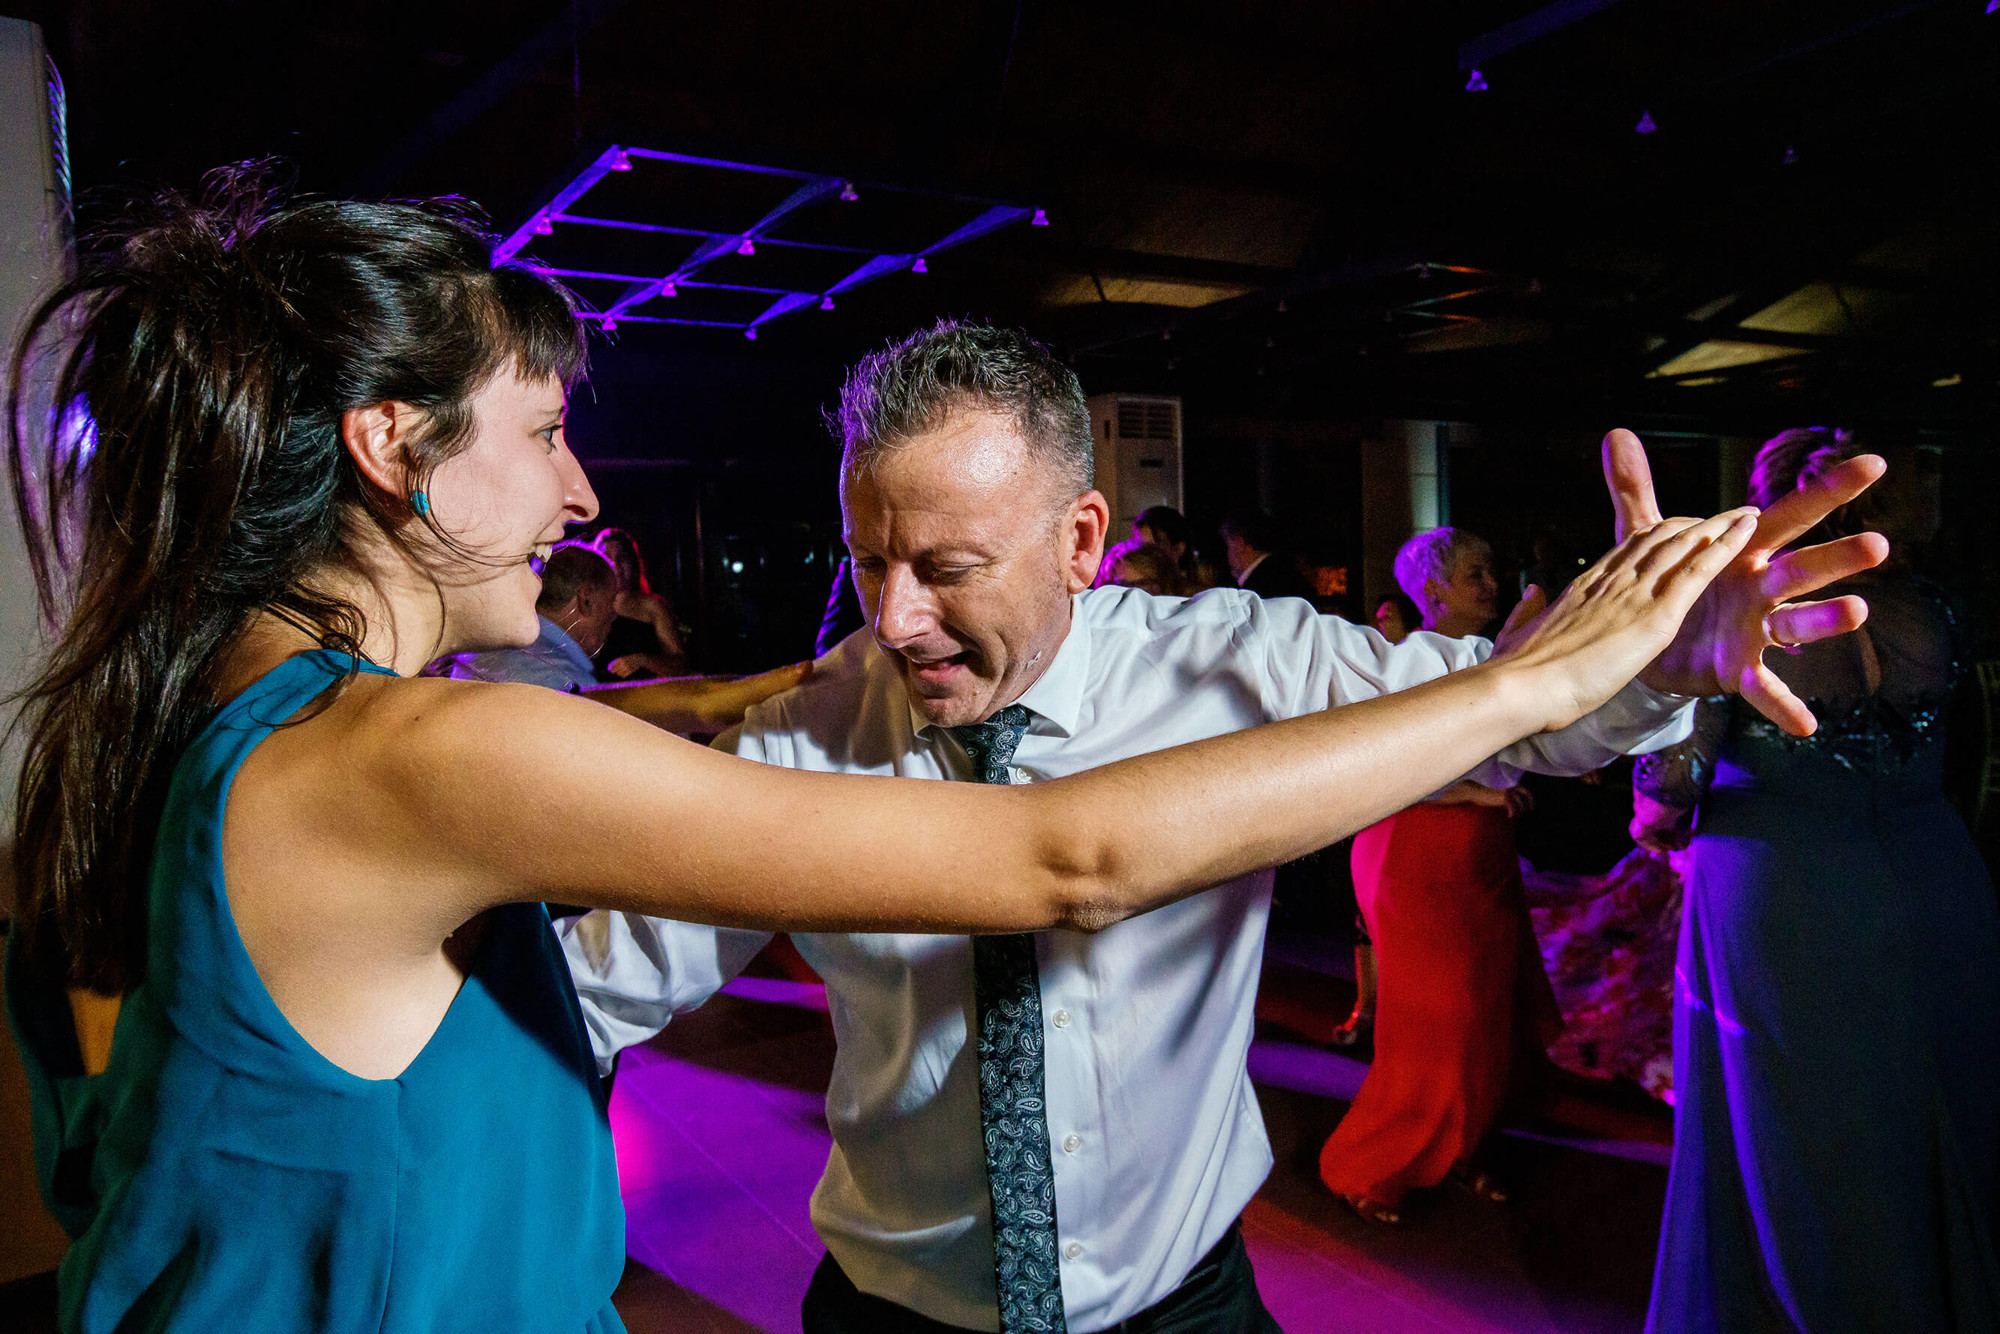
[498,144,1041,340]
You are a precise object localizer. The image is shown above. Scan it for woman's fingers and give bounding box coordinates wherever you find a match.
[1631,509,1756,581]
[1751,454,1886,552]
[1765,595,1869,647]
[1602,429,1665,543]
[1657,512,1759,602]
[1761,532,1890,602]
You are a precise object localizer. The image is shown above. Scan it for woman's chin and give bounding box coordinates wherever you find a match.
[445,610,544,656]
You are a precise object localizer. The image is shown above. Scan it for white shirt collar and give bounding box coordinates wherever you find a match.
[905,592,1091,741]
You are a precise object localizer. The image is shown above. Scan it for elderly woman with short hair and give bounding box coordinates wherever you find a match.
[1319,526,1556,1224]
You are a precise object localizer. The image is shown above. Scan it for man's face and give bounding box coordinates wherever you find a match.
[1430,546,1499,633]
[564,583,620,657]
[1222,532,1258,583]
[842,407,1109,728]
[1134,523,1186,563]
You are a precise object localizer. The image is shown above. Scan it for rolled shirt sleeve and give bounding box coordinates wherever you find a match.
[556,723,775,1073]
[1248,593,1695,787]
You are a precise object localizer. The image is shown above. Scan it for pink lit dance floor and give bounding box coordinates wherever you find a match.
[608,959,1674,1334]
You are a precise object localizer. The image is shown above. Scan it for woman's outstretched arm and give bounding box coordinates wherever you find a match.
[356,509,1763,939]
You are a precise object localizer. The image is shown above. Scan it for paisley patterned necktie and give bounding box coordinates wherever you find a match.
[948,704,1067,1334]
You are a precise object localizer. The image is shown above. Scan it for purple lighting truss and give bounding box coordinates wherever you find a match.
[496,144,1042,339]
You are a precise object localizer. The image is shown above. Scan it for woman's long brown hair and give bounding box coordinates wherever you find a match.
[6,164,587,994]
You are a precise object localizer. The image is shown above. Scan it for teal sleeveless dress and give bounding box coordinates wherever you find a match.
[5,652,627,1333]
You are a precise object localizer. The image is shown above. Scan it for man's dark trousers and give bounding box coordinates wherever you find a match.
[801,1221,1283,1333]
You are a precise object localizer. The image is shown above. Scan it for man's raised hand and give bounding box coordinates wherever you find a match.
[1601,428,1889,736]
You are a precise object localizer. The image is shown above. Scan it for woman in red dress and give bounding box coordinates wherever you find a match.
[1320,527,1561,1223]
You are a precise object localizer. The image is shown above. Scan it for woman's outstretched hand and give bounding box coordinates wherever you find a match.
[1602,428,1888,735]
[1493,508,1761,734]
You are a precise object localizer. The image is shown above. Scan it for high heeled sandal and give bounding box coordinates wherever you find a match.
[1339,1192,1403,1225]
[1449,1163,1509,1203]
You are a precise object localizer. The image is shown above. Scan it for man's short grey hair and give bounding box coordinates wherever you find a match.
[1393,526,1492,619]
[835,319,1094,498]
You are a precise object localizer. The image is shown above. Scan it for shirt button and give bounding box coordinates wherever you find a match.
[1051,1009,1071,1029]
[1062,1134,1082,1154]
[1063,1241,1083,1260]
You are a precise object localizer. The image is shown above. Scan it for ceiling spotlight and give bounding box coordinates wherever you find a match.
[609,149,632,171]
[839,181,859,201]
[820,295,835,310]
[744,327,758,340]
[912,256,928,273]
[1782,145,1800,166]
[1276,298,1288,313]
[658,282,676,298]
[1636,109,1658,134]
[1465,69,1488,92]
[600,318,617,333]
[737,238,756,256]
[533,216,554,235]
[1031,207,1049,226]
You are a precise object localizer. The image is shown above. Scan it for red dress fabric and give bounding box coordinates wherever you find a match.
[1318,801,1562,1205]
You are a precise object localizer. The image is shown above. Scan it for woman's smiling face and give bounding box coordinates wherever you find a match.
[419,367,599,654]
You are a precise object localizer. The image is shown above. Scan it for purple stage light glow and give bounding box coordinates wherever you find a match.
[1465,68,1488,91]
[502,145,1036,340]
[1031,207,1048,225]
[1635,109,1658,134]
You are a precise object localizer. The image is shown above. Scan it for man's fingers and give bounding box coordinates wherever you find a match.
[1503,585,1547,634]
[1602,428,1665,543]
[1766,595,1869,647]
[1750,454,1887,552]
[1738,661,1819,737]
[1761,532,1890,602]
[1493,584,1548,655]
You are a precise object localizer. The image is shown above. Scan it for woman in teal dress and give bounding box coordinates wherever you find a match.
[1633,429,2000,1330]
[0,167,1869,1333]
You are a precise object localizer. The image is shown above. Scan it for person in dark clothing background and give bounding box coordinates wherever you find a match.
[1221,507,1315,601]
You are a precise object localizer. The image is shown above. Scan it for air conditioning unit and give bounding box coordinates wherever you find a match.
[1085,394,1183,538]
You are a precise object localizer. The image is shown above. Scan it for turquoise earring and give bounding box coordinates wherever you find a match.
[412,491,431,517]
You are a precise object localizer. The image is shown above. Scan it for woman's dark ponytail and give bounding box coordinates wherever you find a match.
[7,163,587,993]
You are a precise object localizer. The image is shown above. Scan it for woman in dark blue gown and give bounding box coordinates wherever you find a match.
[1634,428,2000,1331]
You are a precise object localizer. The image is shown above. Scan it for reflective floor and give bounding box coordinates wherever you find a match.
[610,944,1676,1334]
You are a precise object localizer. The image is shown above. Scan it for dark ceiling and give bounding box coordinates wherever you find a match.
[26,0,2000,441]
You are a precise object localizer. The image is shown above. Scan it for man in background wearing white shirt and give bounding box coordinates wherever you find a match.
[564,320,1881,1333]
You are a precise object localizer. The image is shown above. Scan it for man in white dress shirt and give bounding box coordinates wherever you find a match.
[564,321,1882,1333]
